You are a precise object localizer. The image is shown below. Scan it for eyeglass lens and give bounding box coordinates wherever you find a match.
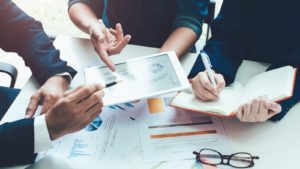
[229,153,253,168]
[197,149,256,168]
[199,149,222,165]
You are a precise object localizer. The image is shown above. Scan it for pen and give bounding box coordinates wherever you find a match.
[200,50,217,88]
[104,80,123,88]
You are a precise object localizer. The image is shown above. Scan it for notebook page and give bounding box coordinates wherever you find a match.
[171,82,244,115]
[239,66,294,104]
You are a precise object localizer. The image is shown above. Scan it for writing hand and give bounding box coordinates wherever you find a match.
[191,71,225,101]
[45,84,104,140]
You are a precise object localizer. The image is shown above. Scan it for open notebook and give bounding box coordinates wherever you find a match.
[170,66,297,117]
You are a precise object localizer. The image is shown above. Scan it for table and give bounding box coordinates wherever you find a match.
[2,36,300,169]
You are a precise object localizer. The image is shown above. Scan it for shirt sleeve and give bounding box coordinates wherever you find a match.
[173,0,209,39]
[68,0,104,18]
[34,115,53,153]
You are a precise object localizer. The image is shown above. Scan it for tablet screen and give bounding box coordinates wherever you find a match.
[85,54,184,105]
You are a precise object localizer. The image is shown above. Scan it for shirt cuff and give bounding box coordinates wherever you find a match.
[34,114,53,153]
[55,72,73,84]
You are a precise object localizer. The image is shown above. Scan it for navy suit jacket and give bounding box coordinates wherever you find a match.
[189,0,300,121]
[0,0,77,166]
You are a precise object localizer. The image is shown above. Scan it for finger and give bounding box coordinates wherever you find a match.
[95,46,116,71]
[86,102,103,117]
[192,87,210,101]
[265,101,282,115]
[115,23,124,42]
[236,105,243,121]
[214,74,226,93]
[109,28,117,36]
[249,98,260,122]
[90,28,106,44]
[63,85,84,97]
[107,35,131,55]
[40,94,60,115]
[25,91,42,118]
[242,102,252,122]
[196,81,218,100]
[79,90,105,112]
[257,96,269,122]
[192,77,216,101]
[68,84,103,104]
[80,106,103,130]
[199,72,218,95]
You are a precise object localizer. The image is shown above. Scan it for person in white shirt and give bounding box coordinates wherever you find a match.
[0,0,104,166]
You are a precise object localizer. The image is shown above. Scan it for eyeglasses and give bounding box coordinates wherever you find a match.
[193,148,259,168]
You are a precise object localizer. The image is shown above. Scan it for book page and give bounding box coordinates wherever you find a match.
[239,66,295,104]
[171,82,244,115]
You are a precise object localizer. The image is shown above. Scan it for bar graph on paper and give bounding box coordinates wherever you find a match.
[68,138,92,158]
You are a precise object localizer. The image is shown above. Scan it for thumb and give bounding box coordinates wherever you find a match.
[265,101,282,114]
[40,95,60,115]
[25,91,42,118]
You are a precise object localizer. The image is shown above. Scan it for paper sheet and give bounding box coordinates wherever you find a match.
[130,98,230,163]
[36,96,229,169]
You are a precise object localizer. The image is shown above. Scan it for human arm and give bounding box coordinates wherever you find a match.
[189,0,247,101]
[160,0,208,58]
[0,84,104,167]
[68,1,131,71]
[0,0,76,84]
[0,0,78,116]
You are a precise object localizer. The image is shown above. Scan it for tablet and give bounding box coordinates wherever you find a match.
[85,51,190,106]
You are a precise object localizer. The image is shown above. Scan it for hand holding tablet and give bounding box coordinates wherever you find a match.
[85,51,190,106]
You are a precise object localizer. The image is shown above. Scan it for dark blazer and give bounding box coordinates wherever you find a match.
[0,0,77,166]
[189,0,300,121]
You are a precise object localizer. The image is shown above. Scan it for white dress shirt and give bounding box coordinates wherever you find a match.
[34,115,53,153]
[33,73,72,153]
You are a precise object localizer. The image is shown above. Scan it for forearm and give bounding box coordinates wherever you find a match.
[0,0,76,84]
[160,27,197,58]
[68,3,102,34]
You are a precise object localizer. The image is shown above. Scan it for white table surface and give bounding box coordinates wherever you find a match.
[1,36,300,169]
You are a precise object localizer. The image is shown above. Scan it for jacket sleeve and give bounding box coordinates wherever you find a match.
[0,118,36,167]
[173,0,208,39]
[269,45,300,121]
[188,0,247,85]
[0,0,77,85]
[68,0,104,18]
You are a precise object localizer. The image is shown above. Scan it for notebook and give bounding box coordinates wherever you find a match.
[170,66,297,117]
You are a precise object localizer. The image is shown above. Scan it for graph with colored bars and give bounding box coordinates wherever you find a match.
[136,97,229,164]
[69,138,91,158]
[109,102,135,110]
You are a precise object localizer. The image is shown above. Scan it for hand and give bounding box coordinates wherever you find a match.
[25,76,69,118]
[191,71,226,101]
[236,96,282,122]
[45,84,104,140]
[89,21,131,71]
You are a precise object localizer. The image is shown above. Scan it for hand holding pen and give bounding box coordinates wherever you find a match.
[191,50,226,101]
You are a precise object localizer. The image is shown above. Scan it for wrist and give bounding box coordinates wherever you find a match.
[45,113,61,140]
[87,20,105,35]
[51,76,69,90]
